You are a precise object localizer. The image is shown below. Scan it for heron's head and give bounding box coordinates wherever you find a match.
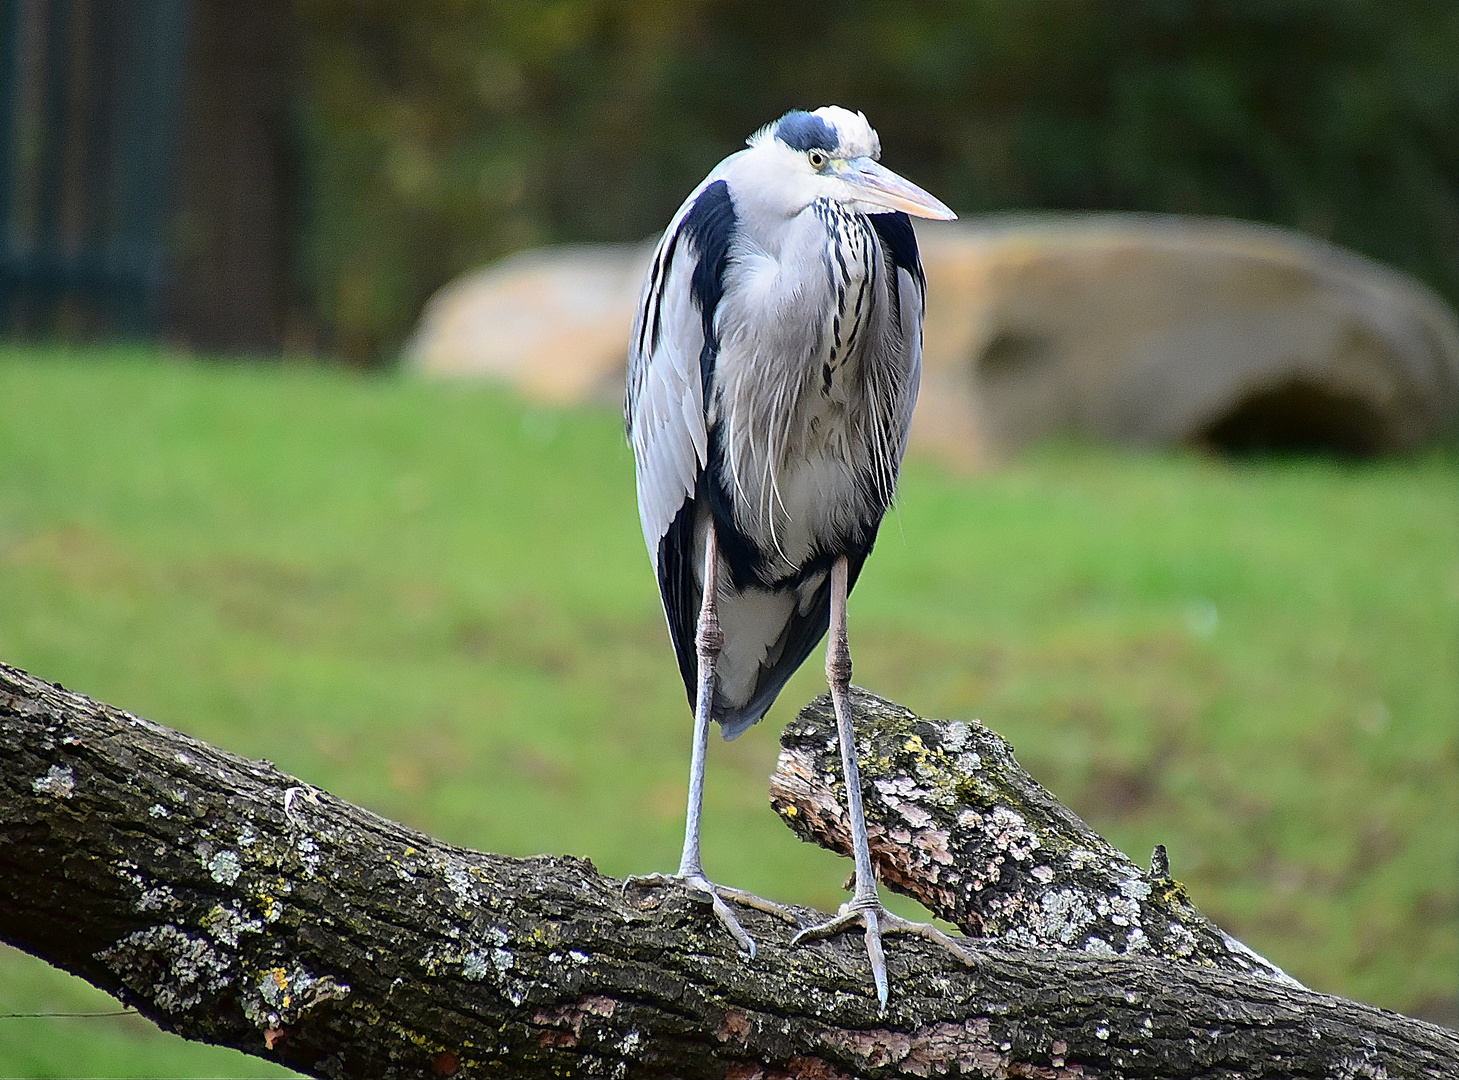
[743,106,955,221]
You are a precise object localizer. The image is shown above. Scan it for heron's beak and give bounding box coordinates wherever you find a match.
[838,158,956,220]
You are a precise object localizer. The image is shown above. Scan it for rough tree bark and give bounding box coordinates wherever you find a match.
[771,691,1293,979]
[2,660,1455,1079]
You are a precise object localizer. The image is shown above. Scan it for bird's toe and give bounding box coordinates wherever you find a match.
[789,901,978,1012]
[625,871,795,957]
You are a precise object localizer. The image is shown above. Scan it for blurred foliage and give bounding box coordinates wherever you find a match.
[291,0,1459,362]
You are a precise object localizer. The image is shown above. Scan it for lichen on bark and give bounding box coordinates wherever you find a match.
[4,661,1456,1079]
[772,687,1298,982]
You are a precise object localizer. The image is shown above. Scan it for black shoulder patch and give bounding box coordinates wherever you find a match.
[868,211,924,286]
[775,110,838,153]
[869,211,926,328]
[682,179,736,401]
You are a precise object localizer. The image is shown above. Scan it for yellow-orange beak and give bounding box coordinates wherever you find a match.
[838,158,956,220]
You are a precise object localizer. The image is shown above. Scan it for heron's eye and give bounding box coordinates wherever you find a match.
[808,150,827,169]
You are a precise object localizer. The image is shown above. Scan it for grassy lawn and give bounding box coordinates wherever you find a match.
[0,346,1455,1076]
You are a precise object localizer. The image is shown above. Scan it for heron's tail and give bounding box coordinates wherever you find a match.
[715,707,764,742]
[710,577,834,741]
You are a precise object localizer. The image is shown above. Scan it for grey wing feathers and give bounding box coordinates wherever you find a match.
[627,182,722,723]
[626,184,714,563]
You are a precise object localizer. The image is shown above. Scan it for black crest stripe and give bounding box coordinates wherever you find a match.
[775,110,838,153]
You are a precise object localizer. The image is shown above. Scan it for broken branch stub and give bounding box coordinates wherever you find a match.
[771,687,1295,982]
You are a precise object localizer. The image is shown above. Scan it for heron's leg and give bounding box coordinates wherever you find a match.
[624,525,798,955]
[789,556,978,1010]
[677,521,722,879]
[826,556,879,910]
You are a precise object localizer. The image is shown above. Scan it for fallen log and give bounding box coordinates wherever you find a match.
[2,661,1455,1078]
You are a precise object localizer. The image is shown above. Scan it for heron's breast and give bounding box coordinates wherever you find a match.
[708,213,892,577]
[715,392,875,577]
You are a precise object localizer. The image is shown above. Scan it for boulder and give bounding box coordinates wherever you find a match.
[917,214,1459,458]
[405,242,652,404]
[406,215,1459,462]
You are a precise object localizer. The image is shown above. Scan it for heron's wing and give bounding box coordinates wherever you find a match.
[627,200,708,559]
[627,174,740,699]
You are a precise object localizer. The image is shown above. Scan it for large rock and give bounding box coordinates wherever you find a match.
[916,214,1459,458]
[406,242,653,404]
[406,215,1459,461]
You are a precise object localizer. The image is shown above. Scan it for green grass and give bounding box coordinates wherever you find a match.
[0,346,1455,1075]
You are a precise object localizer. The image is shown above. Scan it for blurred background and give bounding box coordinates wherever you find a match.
[1,1,1456,1076]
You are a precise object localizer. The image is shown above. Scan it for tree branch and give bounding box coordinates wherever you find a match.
[2,661,1455,1079]
[771,690,1293,978]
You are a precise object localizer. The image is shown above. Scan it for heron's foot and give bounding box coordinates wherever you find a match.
[791,898,978,1011]
[623,872,801,958]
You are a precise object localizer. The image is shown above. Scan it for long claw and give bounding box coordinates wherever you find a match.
[622,871,675,900]
[714,885,803,926]
[700,882,756,957]
[624,872,798,956]
[790,905,859,946]
[879,910,980,968]
[864,907,888,1010]
[791,902,978,1012]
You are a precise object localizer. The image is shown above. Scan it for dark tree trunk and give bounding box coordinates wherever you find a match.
[2,661,1455,1079]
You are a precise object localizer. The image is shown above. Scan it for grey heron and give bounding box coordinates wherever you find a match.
[625,106,973,1007]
